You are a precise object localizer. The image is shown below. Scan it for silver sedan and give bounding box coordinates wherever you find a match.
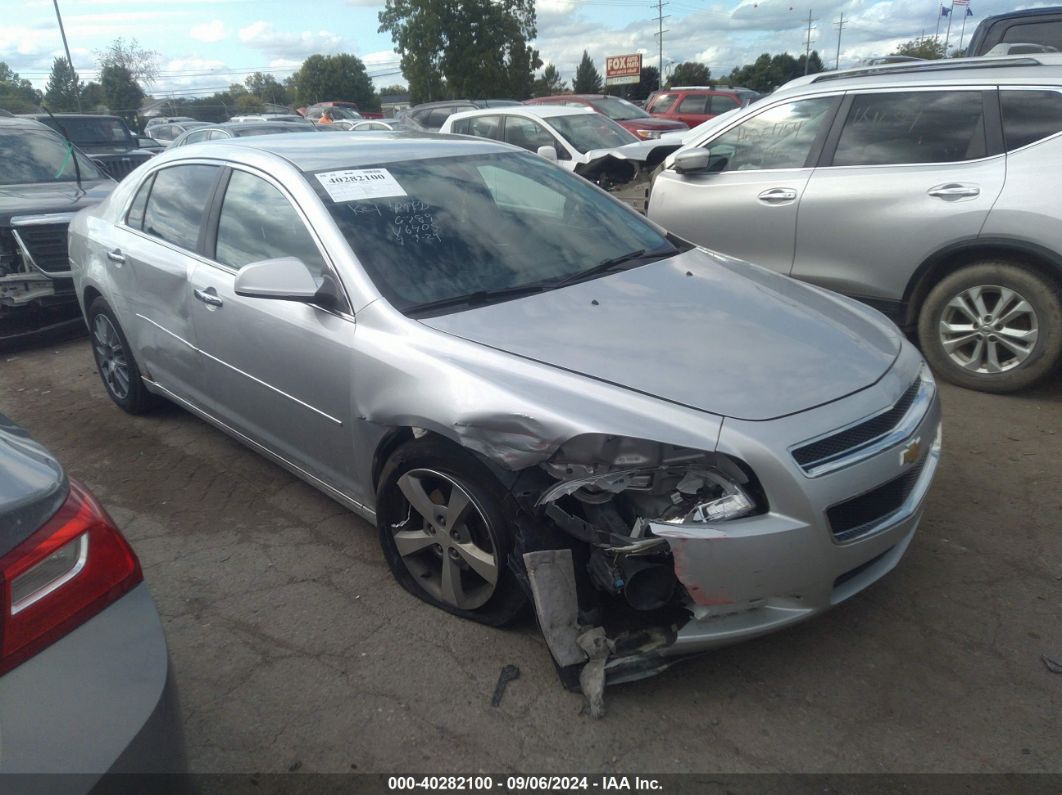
[68,132,941,702]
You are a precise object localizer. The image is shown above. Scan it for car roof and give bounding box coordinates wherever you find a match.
[0,116,56,132]
[170,131,518,172]
[777,54,1062,94]
[449,105,594,122]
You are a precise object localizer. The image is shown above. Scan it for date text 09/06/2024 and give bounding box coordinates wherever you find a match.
[387,777,664,791]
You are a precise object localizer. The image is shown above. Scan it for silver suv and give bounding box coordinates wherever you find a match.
[649,56,1062,392]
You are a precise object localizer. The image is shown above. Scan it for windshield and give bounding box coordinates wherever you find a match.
[0,130,106,185]
[591,96,651,121]
[310,152,673,314]
[548,114,639,153]
[41,116,131,145]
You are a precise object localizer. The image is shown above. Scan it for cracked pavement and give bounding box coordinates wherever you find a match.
[1,336,1059,774]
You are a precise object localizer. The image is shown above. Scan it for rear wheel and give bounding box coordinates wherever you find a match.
[87,297,159,414]
[376,437,527,626]
[918,262,1062,393]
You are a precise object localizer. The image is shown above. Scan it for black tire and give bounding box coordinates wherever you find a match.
[918,261,1062,393]
[376,436,528,627]
[87,297,160,414]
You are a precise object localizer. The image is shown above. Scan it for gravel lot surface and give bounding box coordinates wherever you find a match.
[1,336,1059,775]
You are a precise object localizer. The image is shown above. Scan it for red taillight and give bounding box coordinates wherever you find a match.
[0,479,143,676]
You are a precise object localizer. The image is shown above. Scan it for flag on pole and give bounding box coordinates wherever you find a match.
[953,0,969,5]
[941,5,951,16]
[966,6,974,16]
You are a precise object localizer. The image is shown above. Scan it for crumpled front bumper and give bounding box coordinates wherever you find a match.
[653,357,942,656]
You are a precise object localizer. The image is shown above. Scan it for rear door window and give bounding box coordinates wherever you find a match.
[710,94,741,113]
[677,95,708,114]
[649,93,680,113]
[142,165,220,249]
[126,174,154,230]
[1000,89,1062,150]
[831,91,986,166]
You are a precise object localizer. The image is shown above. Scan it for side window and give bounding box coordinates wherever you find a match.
[215,170,327,277]
[1000,89,1062,150]
[142,165,219,249]
[503,116,559,153]
[832,91,986,166]
[649,93,680,113]
[710,95,740,114]
[125,173,154,230]
[206,130,230,140]
[184,130,210,144]
[427,109,452,129]
[677,95,707,114]
[468,115,503,140]
[477,164,567,217]
[706,97,836,172]
[450,118,470,135]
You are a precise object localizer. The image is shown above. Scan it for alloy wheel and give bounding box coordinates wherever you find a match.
[938,284,1039,374]
[92,314,131,400]
[390,468,500,611]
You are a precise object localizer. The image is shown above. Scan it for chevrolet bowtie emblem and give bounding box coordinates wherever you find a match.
[900,437,922,466]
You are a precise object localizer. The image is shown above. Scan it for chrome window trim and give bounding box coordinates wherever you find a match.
[790,374,936,478]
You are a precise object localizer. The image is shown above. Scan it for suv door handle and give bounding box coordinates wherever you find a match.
[193,287,224,308]
[928,183,980,200]
[758,188,798,204]
[106,249,126,264]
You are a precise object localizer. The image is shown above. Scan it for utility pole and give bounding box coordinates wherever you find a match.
[653,0,669,90]
[804,10,816,74]
[834,11,846,70]
[51,0,81,110]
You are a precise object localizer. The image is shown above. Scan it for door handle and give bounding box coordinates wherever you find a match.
[106,249,126,264]
[193,287,224,308]
[758,188,798,204]
[928,183,980,200]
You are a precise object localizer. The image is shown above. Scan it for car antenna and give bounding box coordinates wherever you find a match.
[40,103,83,190]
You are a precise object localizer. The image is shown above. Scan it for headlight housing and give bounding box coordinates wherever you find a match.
[635,129,662,139]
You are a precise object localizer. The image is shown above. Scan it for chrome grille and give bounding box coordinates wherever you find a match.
[91,152,151,181]
[792,377,922,475]
[10,221,70,276]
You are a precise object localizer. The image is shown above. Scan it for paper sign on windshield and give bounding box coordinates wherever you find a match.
[315,168,407,202]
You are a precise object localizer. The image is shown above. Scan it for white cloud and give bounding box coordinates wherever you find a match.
[190,20,227,43]
[237,21,342,60]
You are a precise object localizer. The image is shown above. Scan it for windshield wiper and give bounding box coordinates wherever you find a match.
[405,283,548,317]
[549,246,675,289]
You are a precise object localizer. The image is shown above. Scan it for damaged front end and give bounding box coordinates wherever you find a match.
[0,214,83,347]
[510,434,765,715]
[574,142,680,214]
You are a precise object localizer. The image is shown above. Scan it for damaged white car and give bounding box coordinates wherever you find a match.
[68,134,942,711]
[441,105,678,212]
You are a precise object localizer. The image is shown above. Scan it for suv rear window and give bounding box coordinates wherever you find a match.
[832,91,986,166]
[649,93,680,113]
[1000,89,1062,150]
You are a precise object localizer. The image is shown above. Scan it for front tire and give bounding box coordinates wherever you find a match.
[87,297,159,414]
[918,262,1062,393]
[376,437,528,627]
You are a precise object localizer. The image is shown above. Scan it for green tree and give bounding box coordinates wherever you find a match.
[234,93,266,114]
[0,62,41,113]
[292,54,380,111]
[44,57,82,111]
[380,0,541,103]
[378,83,410,96]
[96,38,159,85]
[531,63,567,97]
[572,50,602,94]
[99,64,144,122]
[726,51,822,92]
[892,36,946,60]
[245,72,290,105]
[668,61,710,88]
[80,81,107,111]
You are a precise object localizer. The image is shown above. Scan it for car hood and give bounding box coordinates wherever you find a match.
[583,139,680,165]
[420,249,902,421]
[0,180,114,226]
[0,413,67,557]
[617,117,687,131]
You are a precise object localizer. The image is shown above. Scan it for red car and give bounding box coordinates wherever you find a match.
[299,101,384,121]
[524,94,687,140]
[645,86,761,127]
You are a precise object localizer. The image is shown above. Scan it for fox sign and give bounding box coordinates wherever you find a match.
[605,54,642,85]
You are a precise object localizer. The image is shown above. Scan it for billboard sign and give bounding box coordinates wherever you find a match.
[605,53,642,86]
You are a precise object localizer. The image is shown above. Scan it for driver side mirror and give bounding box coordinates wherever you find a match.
[234,257,343,311]
[537,145,559,163]
[672,148,712,174]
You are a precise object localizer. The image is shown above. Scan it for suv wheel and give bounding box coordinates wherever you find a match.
[918,261,1062,393]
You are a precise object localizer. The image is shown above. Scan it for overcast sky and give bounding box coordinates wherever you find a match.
[1,0,1047,98]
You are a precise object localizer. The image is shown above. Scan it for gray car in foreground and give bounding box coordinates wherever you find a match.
[68,133,941,709]
[649,55,1062,393]
[0,414,185,783]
